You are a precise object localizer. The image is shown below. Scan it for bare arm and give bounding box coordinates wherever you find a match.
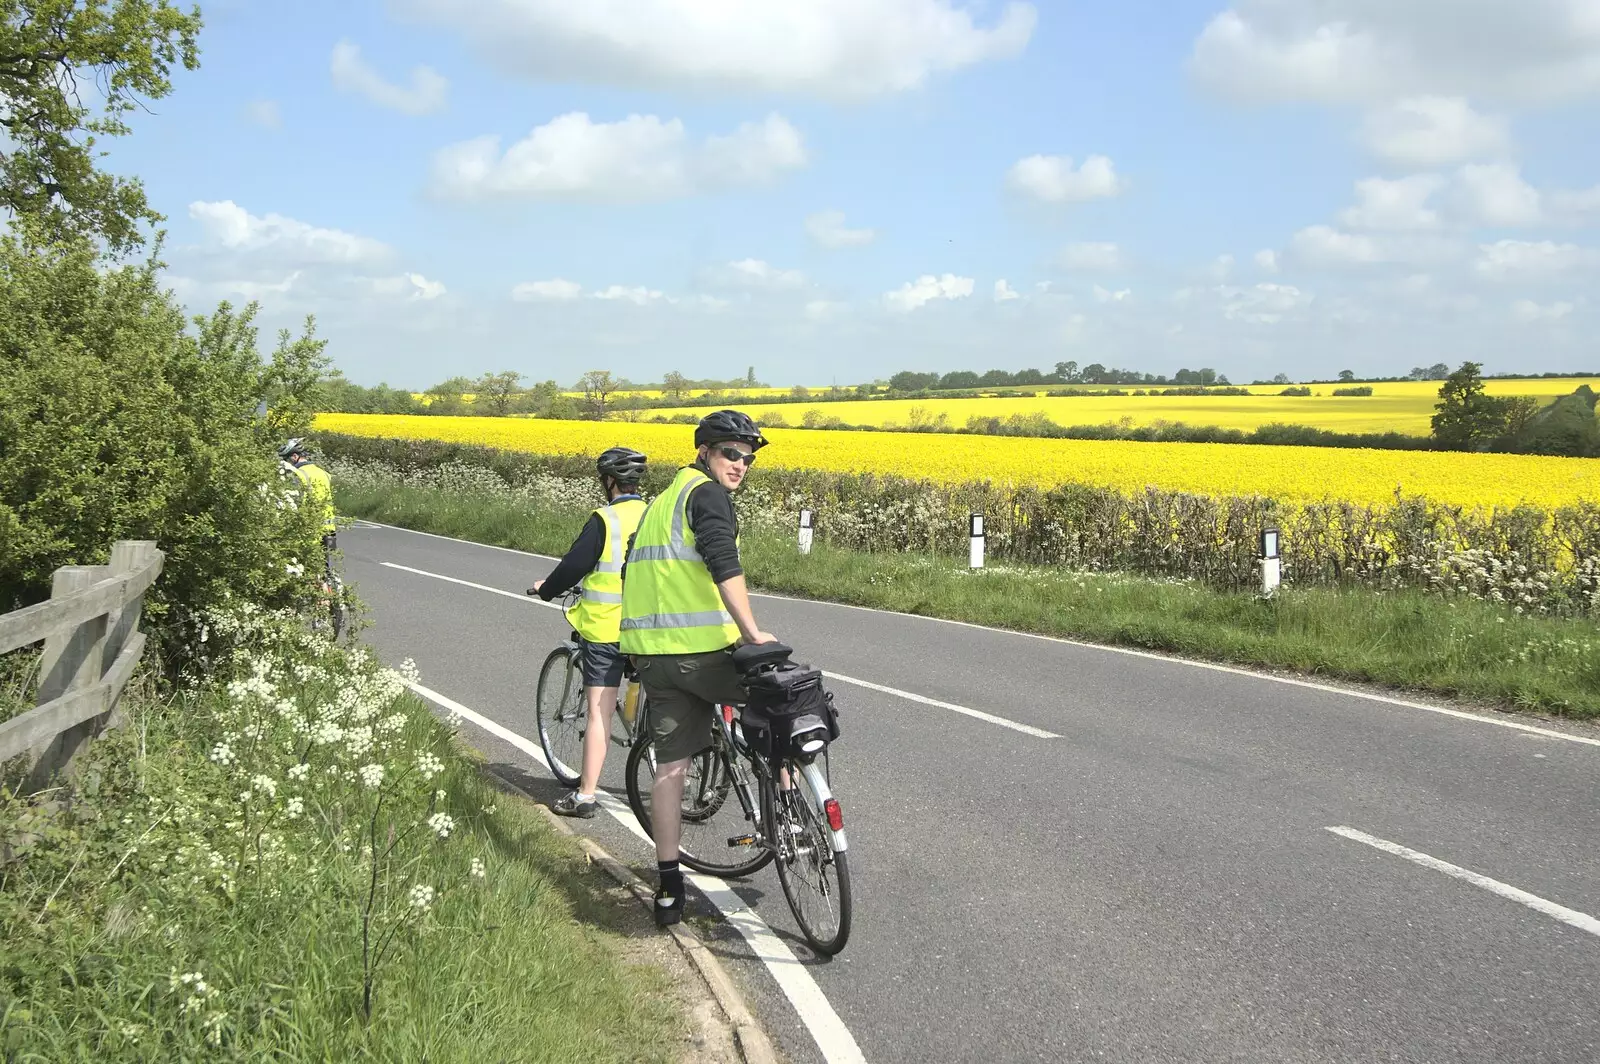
[716,575,775,645]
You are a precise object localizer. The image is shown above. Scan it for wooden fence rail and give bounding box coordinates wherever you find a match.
[0,540,164,787]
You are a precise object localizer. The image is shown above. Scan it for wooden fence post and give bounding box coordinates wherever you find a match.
[26,565,110,793]
[101,541,156,731]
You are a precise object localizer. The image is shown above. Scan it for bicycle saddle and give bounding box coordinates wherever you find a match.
[731,641,794,675]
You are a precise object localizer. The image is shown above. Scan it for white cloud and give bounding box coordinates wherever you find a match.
[592,284,669,305]
[1055,242,1123,271]
[330,40,448,116]
[398,0,1037,99]
[370,273,447,301]
[1209,254,1236,281]
[1448,162,1543,226]
[1474,239,1600,277]
[806,209,876,248]
[1339,174,1445,231]
[430,111,806,202]
[1512,298,1576,322]
[1006,153,1123,203]
[512,278,583,301]
[883,273,974,312]
[1219,282,1312,324]
[1360,97,1510,168]
[723,258,807,290]
[1092,284,1132,303]
[993,279,1021,302]
[187,200,393,267]
[805,299,851,320]
[245,100,282,130]
[1290,224,1460,268]
[1549,184,1600,221]
[1189,1,1600,104]
[1254,248,1279,273]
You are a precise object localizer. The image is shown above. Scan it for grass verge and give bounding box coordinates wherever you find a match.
[339,482,1600,720]
[0,604,683,1060]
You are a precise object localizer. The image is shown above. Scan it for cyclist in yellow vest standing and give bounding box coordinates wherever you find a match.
[279,438,338,550]
[619,411,776,927]
[530,447,649,817]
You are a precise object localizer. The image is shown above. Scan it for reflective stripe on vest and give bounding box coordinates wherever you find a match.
[567,497,646,645]
[291,462,337,533]
[618,466,740,655]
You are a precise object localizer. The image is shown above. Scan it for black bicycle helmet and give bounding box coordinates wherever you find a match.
[278,437,310,460]
[596,446,648,484]
[694,409,768,452]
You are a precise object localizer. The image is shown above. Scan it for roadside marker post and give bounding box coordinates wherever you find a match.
[969,514,985,569]
[1260,525,1281,597]
[798,509,814,555]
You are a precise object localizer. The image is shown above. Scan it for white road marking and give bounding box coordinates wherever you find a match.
[824,672,1060,740]
[379,561,562,611]
[385,560,1054,740]
[405,680,869,1064]
[355,520,1600,750]
[1327,826,1600,939]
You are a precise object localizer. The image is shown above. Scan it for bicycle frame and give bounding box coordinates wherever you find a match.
[712,702,849,856]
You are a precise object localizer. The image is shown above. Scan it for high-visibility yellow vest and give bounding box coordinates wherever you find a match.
[291,462,337,533]
[618,466,740,655]
[566,497,646,645]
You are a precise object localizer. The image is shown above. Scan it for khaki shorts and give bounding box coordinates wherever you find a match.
[633,649,744,763]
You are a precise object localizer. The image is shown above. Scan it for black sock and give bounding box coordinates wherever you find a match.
[657,860,683,897]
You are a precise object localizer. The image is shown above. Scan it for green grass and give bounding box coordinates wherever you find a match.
[339,482,1600,720]
[0,622,683,1060]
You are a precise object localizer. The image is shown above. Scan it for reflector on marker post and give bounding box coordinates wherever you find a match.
[798,508,814,555]
[969,513,985,569]
[1259,525,1282,597]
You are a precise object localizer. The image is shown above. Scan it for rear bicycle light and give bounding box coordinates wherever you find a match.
[823,798,843,831]
[721,703,735,724]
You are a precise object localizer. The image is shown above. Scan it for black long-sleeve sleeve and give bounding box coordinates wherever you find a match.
[538,513,605,599]
[685,470,742,583]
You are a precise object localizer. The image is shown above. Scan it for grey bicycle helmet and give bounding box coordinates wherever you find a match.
[278,437,310,460]
[694,409,768,452]
[596,446,647,484]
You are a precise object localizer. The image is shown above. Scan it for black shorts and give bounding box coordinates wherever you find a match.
[580,638,625,689]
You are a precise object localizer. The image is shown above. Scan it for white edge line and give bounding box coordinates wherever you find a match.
[358,520,1600,750]
[824,671,1060,740]
[404,680,869,1064]
[1326,826,1600,938]
[382,560,1055,741]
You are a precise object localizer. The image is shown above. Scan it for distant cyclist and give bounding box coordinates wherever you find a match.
[529,447,649,818]
[619,411,776,928]
[279,438,338,554]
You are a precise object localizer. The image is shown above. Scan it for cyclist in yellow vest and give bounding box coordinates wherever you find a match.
[279,438,338,548]
[530,447,649,817]
[619,410,777,927]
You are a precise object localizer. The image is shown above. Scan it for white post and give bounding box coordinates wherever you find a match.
[1260,526,1282,597]
[798,509,814,555]
[969,514,985,569]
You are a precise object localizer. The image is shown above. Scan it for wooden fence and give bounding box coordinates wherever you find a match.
[0,540,164,788]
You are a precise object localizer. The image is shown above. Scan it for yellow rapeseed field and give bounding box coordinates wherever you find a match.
[313,413,1599,511]
[635,378,1600,436]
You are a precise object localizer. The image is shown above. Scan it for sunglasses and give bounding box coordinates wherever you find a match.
[713,444,757,466]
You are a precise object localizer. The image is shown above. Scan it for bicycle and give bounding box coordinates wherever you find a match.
[623,642,853,956]
[309,534,347,640]
[530,589,648,788]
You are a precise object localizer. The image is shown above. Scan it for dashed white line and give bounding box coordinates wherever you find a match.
[1327,826,1600,939]
[383,559,1056,739]
[354,519,1600,750]
[405,680,869,1064]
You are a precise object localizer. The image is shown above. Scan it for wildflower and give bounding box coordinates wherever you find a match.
[470,857,486,879]
[251,775,278,800]
[427,812,455,839]
[209,743,235,766]
[359,764,385,790]
[284,797,305,820]
[417,752,445,781]
[408,884,436,911]
[286,763,310,781]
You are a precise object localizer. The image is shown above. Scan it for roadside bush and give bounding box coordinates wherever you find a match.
[1279,386,1313,397]
[1332,386,1374,397]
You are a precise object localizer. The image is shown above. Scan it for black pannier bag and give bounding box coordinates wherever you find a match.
[739,660,841,759]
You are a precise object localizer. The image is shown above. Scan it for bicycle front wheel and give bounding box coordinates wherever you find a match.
[770,759,853,955]
[626,733,771,879]
[535,647,585,788]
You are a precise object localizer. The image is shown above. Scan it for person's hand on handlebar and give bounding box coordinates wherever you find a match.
[743,631,779,646]
[525,578,544,596]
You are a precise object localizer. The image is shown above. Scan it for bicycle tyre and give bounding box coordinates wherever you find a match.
[535,647,585,788]
[771,763,853,955]
[625,735,772,878]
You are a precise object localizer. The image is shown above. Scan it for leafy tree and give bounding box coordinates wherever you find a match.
[1431,361,1514,449]
[1504,387,1600,456]
[745,365,755,386]
[888,371,938,392]
[1053,360,1080,383]
[1013,368,1045,386]
[260,317,330,438]
[788,384,811,400]
[1338,369,1356,383]
[938,370,980,389]
[978,368,1014,387]
[662,370,690,402]
[474,369,523,416]
[1272,372,1291,385]
[0,0,203,255]
[577,369,617,419]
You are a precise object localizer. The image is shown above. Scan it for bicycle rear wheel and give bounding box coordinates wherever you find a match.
[770,759,852,955]
[535,647,585,788]
[625,733,771,878]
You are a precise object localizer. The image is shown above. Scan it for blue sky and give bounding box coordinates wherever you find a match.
[114,0,1600,387]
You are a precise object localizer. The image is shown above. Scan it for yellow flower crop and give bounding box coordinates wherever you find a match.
[313,413,1599,512]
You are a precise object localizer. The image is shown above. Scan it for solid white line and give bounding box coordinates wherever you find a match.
[379,561,563,611]
[404,681,868,1064]
[1327,826,1600,938]
[355,520,1600,750]
[824,671,1061,740]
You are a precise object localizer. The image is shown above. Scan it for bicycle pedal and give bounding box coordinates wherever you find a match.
[727,834,757,848]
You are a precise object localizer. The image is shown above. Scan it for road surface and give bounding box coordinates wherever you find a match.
[342,520,1600,1064]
